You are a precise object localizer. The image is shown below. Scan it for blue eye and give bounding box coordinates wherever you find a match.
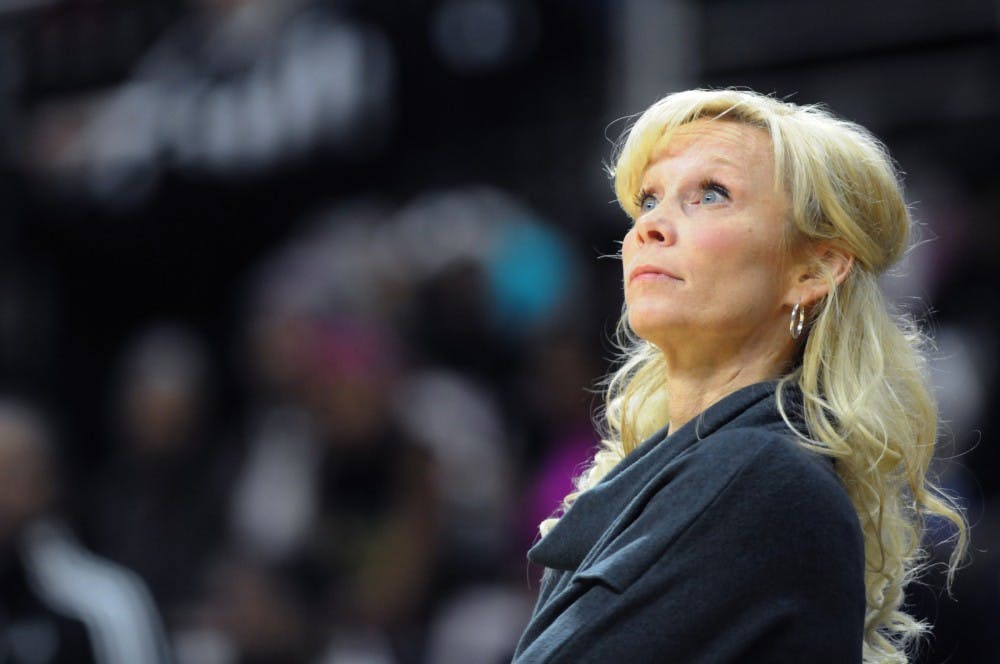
[639,193,658,212]
[699,182,730,205]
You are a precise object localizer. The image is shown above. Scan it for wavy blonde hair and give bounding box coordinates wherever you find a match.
[541,89,967,663]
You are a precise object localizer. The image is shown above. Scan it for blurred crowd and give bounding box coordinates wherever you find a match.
[0,1,998,663]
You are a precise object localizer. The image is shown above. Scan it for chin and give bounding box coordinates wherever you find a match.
[627,296,708,343]
[626,310,678,345]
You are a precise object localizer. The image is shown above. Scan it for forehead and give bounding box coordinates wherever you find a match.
[645,119,773,178]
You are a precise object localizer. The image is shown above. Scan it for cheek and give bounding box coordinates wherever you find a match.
[621,229,638,275]
[691,225,778,273]
[692,225,749,256]
[695,226,790,307]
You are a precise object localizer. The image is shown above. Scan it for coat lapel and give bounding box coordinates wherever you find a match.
[527,381,786,572]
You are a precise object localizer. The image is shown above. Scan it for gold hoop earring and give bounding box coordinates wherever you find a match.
[789,302,805,339]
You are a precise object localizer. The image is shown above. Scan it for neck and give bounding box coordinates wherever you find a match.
[659,336,793,433]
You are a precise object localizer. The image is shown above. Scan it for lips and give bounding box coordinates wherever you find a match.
[628,263,682,284]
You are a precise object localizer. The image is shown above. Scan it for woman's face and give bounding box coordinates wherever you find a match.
[621,119,805,364]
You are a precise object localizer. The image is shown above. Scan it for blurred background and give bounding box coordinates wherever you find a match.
[0,0,996,662]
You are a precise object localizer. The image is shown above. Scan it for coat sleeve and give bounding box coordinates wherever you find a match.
[516,431,866,663]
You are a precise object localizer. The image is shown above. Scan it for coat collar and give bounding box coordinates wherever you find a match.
[528,380,799,571]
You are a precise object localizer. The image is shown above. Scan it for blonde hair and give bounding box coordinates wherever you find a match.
[541,89,967,663]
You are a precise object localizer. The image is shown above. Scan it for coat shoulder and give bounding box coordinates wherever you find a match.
[679,424,862,548]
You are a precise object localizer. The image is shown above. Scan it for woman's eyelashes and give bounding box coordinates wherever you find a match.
[697,180,730,204]
[634,179,731,216]
[634,188,658,213]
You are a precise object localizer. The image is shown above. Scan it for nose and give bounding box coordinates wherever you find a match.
[634,213,674,246]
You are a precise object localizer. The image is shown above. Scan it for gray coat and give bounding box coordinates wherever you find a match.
[513,381,864,663]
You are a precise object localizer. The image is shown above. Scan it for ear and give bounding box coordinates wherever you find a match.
[786,243,854,307]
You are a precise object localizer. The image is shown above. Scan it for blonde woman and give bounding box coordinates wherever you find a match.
[513,89,966,663]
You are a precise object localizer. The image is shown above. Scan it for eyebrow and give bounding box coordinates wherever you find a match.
[641,153,746,189]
